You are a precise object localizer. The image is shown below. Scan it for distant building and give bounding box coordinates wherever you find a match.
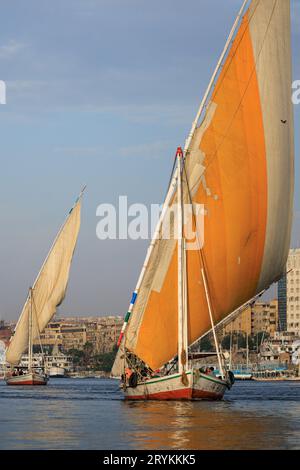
[250,300,278,336]
[0,320,12,347]
[259,330,297,362]
[286,248,300,335]
[222,307,252,337]
[222,249,300,340]
[278,274,287,331]
[60,323,87,351]
[39,322,63,347]
[94,317,123,353]
[33,315,123,354]
[221,300,278,338]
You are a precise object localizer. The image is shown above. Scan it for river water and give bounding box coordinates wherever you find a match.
[0,378,299,449]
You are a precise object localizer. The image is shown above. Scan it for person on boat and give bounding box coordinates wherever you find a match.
[151,368,161,378]
[125,367,133,381]
[140,367,149,378]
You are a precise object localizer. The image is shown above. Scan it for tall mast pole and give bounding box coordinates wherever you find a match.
[183,237,189,370]
[28,288,33,372]
[180,0,248,377]
[177,147,185,375]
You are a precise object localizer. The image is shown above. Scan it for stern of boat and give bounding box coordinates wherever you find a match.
[191,368,231,400]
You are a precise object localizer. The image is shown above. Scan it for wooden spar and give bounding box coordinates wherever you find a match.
[28,288,33,372]
[31,292,45,363]
[183,238,189,369]
[177,148,185,374]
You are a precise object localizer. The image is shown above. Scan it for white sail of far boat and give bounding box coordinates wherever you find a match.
[5,189,83,385]
[112,0,294,400]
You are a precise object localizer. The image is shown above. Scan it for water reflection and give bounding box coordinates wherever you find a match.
[1,384,81,449]
[1,380,300,449]
[122,394,297,449]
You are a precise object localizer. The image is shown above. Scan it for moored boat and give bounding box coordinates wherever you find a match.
[48,366,66,378]
[45,349,73,378]
[6,371,48,386]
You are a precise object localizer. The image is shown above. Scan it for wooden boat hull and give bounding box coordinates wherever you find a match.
[124,369,230,401]
[6,372,48,386]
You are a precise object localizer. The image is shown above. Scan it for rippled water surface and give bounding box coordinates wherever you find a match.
[0,378,300,449]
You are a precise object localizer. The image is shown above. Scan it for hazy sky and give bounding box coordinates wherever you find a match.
[0,0,299,320]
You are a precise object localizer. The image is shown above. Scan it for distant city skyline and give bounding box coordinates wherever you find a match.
[0,0,299,321]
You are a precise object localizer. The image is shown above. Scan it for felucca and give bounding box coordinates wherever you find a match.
[112,0,294,400]
[5,189,84,385]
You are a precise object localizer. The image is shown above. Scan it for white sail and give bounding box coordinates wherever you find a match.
[6,198,81,365]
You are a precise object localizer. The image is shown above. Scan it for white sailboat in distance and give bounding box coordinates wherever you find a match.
[5,188,84,385]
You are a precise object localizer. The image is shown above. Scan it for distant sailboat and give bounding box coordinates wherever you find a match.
[5,189,84,385]
[112,0,294,400]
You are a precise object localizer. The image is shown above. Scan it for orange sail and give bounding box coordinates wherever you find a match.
[112,0,294,373]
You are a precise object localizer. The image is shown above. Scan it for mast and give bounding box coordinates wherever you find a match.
[31,292,46,368]
[177,147,188,374]
[28,288,33,372]
[183,238,188,369]
[178,0,249,377]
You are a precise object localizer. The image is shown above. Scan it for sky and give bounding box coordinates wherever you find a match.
[0,0,299,321]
